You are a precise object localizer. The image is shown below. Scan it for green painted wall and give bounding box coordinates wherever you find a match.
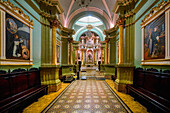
[110,37,116,64]
[1,0,41,71]
[134,0,170,70]
[61,38,68,64]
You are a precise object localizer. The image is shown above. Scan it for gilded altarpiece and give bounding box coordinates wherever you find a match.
[0,1,33,65]
[141,1,170,65]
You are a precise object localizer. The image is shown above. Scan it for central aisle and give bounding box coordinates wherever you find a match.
[45,80,131,113]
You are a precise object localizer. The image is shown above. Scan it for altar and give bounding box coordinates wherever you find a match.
[78,31,102,66]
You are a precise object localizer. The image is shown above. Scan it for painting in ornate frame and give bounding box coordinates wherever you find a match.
[56,40,60,64]
[141,1,170,65]
[0,1,33,65]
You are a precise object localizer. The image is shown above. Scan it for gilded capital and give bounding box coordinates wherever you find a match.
[105,38,110,43]
[49,16,59,27]
[116,15,126,26]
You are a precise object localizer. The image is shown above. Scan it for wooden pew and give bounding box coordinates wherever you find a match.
[0,68,48,113]
[127,68,170,113]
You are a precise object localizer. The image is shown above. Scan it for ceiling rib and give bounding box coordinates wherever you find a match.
[102,0,112,19]
[65,0,75,25]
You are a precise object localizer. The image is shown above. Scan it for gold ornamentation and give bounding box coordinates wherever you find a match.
[49,18,59,27]
[40,11,51,18]
[86,24,93,30]
[103,25,119,35]
[61,27,75,35]
[116,15,126,26]
[125,11,135,18]
[141,0,169,25]
[123,0,138,6]
[2,0,32,22]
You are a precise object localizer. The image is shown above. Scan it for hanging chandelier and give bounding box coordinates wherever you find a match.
[75,0,92,8]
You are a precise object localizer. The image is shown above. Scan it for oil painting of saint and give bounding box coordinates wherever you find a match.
[57,45,60,63]
[144,14,165,60]
[6,13,30,60]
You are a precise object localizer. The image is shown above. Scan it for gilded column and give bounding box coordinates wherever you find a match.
[81,50,83,65]
[117,17,125,64]
[85,50,87,64]
[105,42,108,64]
[93,50,95,64]
[97,50,99,65]
[70,41,73,65]
[76,48,79,64]
[101,47,103,64]
[52,26,57,65]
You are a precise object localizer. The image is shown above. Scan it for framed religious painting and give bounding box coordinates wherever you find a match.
[0,1,33,65]
[141,1,170,65]
[56,40,60,64]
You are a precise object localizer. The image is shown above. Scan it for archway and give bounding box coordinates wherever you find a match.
[67,9,111,29]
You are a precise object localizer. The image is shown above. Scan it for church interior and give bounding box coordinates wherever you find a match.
[0,0,170,113]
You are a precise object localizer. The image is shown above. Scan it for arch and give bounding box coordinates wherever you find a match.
[74,28,104,41]
[66,7,112,29]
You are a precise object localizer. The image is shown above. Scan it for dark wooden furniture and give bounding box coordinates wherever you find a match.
[127,68,170,113]
[0,68,48,113]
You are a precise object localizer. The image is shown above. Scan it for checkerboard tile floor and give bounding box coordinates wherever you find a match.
[46,80,129,113]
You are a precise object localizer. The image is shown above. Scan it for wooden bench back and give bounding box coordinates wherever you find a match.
[0,68,41,101]
[134,68,170,100]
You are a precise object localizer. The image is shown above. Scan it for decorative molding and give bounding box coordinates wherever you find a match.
[49,16,60,27]
[124,0,159,27]
[17,0,64,28]
[125,11,135,18]
[108,32,119,39]
[66,7,112,28]
[116,15,126,26]
[0,0,33,25]
[141,0,170,65]
[36,0,64,14]
[61,27,75,35]
[114,0,160,27]
[141,0,169,26]
[141,58,170,62]
[122,0,138,6]
[133,0,147,13]
[13,0,50,26]
[103,25,119,35]
[0,0,33,65]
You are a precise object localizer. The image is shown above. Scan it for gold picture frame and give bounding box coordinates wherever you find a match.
[141,0,170,65]
[0,1,33,65]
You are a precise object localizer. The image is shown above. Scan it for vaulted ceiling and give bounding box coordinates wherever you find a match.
[59,0,115,18]
[57,0,117,28]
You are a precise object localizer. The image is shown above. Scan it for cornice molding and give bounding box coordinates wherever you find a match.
[49,15,60,27]
[112,0,124,13]
[36,0,64,14]
[61,27,75,35]
[113,0,138,14]
[108,32,119,39]
[141,0,169,26]
[125,10,135,18]
[103,25,119,35]
[0,0,33,25]
[116,15,126,26]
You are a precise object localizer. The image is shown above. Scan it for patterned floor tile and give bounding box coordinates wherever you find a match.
[46,80,130,113]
